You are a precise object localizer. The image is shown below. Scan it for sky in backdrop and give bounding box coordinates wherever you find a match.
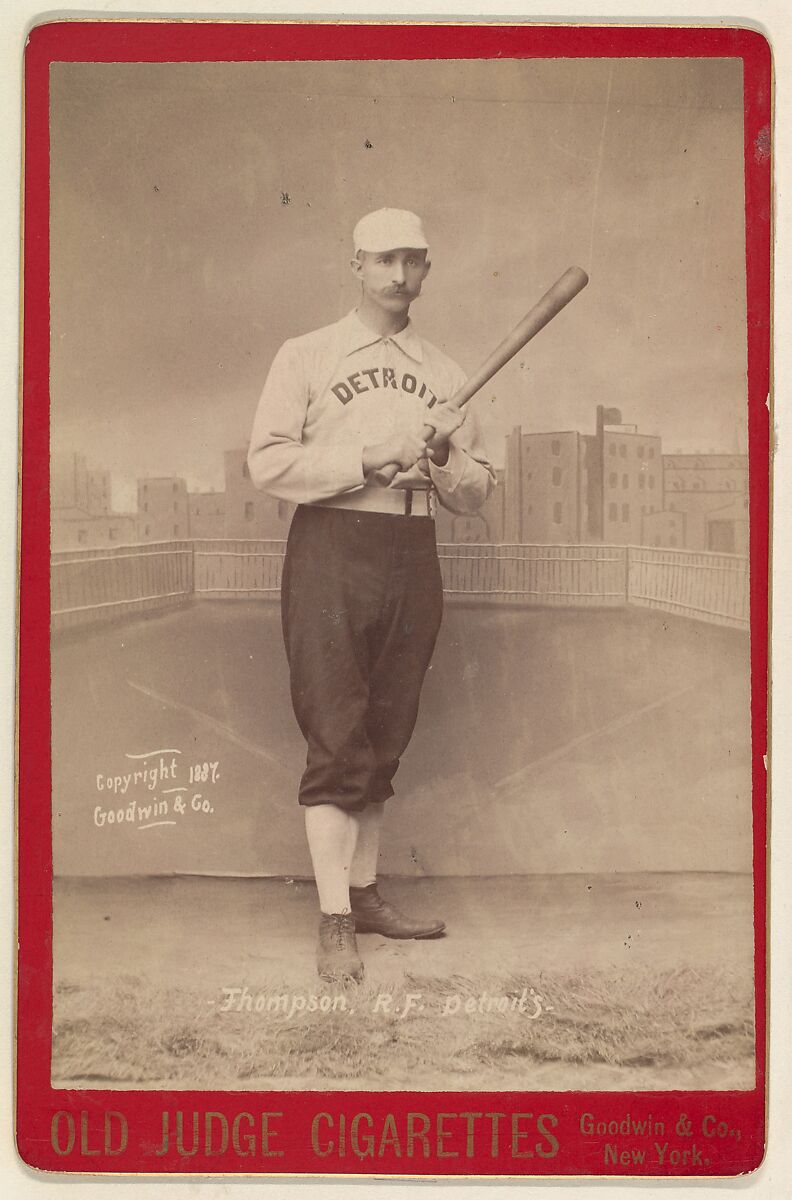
[50,57,747,510]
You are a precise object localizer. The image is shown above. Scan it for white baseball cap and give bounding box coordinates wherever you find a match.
[353,208,429,253]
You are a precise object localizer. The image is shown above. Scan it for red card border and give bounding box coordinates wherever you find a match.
[16,20,771,1178]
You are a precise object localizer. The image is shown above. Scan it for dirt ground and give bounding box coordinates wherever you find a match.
[52,870,755,1092]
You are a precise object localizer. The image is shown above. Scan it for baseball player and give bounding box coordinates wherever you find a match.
[248,208,495,981]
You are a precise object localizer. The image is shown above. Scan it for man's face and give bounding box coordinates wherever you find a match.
[352,248,431,313]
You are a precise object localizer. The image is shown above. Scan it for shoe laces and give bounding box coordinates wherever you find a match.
[330,913,355,949]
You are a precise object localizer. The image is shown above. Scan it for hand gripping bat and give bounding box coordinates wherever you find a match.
[370,265,589,486]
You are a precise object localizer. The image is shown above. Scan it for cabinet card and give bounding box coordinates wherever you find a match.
[16,19,770,1179]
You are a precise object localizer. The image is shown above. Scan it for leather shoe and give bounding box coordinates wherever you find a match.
[350,884,446,939]
[317,913,364,982]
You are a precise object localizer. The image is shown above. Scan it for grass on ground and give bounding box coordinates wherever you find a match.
[52,964,754,1091]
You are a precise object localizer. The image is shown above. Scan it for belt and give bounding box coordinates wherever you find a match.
[402,488,435,517]
[310,485,436,519]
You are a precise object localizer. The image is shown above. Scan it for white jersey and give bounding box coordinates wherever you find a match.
[248,309,495,516]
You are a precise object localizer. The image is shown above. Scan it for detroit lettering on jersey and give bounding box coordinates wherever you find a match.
[246,309,495,511]
[331,366,439,408]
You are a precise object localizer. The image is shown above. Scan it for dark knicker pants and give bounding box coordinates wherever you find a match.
[281,504,444,812]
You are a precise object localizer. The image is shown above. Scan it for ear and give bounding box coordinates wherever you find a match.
[350,254,364,280]
[422,258,432,281]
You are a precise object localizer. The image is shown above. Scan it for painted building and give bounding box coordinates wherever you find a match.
[51,452,111,516]
[704,495,750,555]
[51,452,130,550]
[51,512,138,551]
[601,428,663,545]
[641,508,688,549]
[223,449,295,540]
[137,477,190,542]
[662,453,748,550]
[502,411,661,546]
[188,491,226,539]
[504,428,590,544]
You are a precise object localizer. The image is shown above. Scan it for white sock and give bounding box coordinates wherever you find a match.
[304,805,360,915]
[349,803,384,889]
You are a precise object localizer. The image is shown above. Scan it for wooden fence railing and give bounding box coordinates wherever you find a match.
[50,539,750,631]
[51,541,194,631]
[627,546,750,630]
[192,539,286,596]
[437,544,627,606]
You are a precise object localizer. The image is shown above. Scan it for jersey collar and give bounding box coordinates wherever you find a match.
[341,309,424,363]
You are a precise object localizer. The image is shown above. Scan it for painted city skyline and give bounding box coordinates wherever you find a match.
[52,405,749,556]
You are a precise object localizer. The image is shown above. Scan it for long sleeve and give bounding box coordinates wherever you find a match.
[247,339,367,505]
[428,401,497,516]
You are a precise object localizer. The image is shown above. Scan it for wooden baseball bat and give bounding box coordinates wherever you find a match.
[371,265,589,486]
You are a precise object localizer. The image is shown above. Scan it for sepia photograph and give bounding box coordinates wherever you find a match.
[47,51,756,1099]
